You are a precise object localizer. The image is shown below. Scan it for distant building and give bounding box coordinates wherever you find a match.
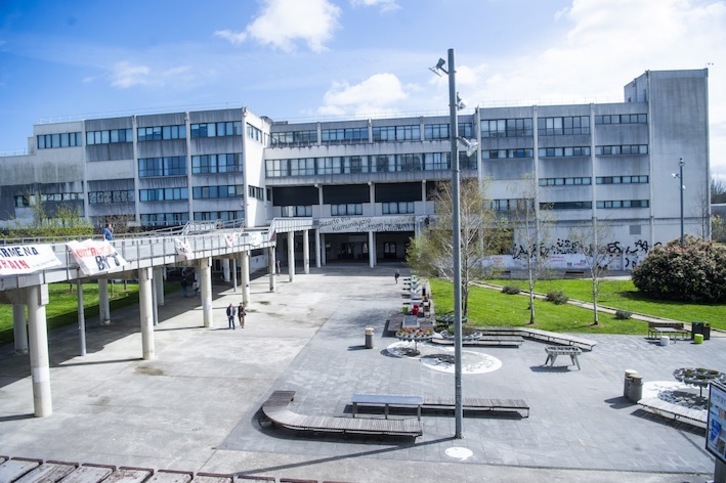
[0,69,710,270]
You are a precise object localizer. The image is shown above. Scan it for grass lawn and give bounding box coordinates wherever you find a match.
[0,281,178,346]
[429,278,725,334]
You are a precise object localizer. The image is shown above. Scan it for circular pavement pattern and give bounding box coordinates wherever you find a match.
[386,341,502,374]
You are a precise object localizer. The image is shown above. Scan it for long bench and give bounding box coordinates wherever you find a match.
[638,397,707,425]
[431,335,524,347]
[422,396,530,418]
[262,390,423,439]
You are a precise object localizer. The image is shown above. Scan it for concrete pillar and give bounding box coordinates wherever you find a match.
[151,271,159,327]
[12,303,28,354]
[368,231,376,268]
[98,278,110,325]
[268,247,276,292]
[27,284,52,417]
[222,259,231,282]
[200,257,213,328]
[303,229,310,274]
[154,267,165,306]
[232,258,238,292]
[241,251,250,303]
[288,231,295,282]
[315,229,322,268]
[138,267,155,360]
[321,233,327,265]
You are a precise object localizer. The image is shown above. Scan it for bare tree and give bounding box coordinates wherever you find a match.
[712,177,726,204]
[406,178,509,318]
[567,218,613,326]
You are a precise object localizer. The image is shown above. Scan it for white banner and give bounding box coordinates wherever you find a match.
[66,240,126,275]
[66,239,127,276]
[175,238,194,260]
[0,245,63,275]
[318,215,415,233]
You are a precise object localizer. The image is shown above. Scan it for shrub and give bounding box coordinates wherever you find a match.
[632,236,726,303]
[545,290,569,305]
[614,309,633,320]
[501,285,521,295]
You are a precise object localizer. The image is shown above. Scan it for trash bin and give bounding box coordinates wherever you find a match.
[692,321,711,341]
[629,374,643,402]
[659,336,669,346]
[624,369,638,399]
[365,327,374,349]
[694,333,704,344]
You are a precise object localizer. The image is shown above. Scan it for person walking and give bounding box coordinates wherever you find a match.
[237,303,246,328]
[103,223,113,241]
[394,269,400,284]
[226,303,236,330]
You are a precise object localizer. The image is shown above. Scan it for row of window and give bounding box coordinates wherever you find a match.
[382,201,415,214]
[540,199,650,210]
[266,152,477,177]
[282,202,416,217]
[538,116,590,136]
[139,188,188,202]
[37,132,82,149]
[539,177,592,186]
[331,204,363,216]
[138,125,186,142]
[139,210,245,226]
[249,185,264,201]
[14,192,83,207]
[87,129,133,145]
[270,123,475,146]
[247,123,263,143]
[191,153,243,174]
[595,114,647,125]
[597,175,649,184]
[481,118,532,138]
[539,175,649,186]
[191,121,242,138]
[489,199,533,212]
[191,185,244,199]
[595,145,648,155]
[138,156,186,177]
[539,146,591,158]
[482,148,534,160]
[282,206,313,217]
[89,190,135,204]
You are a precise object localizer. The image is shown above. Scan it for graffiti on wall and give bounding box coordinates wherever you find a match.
[511,238,663,270]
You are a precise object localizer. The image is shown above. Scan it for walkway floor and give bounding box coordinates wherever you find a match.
[0,265,724,482]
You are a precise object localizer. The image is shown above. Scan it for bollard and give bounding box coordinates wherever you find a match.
[365,327,374,349]
[659,336,669,347]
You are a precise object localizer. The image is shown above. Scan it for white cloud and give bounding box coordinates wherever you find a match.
[110,61,154,88]
[350,0,400,13]
[215,0,340,53]
[319,73,407,117]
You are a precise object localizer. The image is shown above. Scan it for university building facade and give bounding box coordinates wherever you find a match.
[0,69,711,270]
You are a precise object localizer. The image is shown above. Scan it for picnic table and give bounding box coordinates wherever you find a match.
[543,345,582,370]
[351,394,424,420]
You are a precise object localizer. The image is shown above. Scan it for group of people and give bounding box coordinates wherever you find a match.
[226,302,247,330]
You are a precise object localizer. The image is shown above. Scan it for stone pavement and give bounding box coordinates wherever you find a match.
[0,265,724,482]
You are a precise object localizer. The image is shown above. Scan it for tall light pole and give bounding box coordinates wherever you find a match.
[673,158,685,246]
[431,48,464,438]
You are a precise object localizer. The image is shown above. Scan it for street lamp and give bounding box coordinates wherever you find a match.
[672,158,685,246]
[431,48,470,439]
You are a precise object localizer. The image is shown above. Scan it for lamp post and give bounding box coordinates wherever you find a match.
[673,158,685,246]
[432,48,464,438]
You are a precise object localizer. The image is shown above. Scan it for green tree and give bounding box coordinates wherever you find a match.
[405,179,509,318]
[6,192,93,239]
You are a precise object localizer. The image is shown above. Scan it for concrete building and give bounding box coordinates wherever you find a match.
[0,69,710,270]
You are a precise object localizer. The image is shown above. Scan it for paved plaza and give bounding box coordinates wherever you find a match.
[0,265,724,482]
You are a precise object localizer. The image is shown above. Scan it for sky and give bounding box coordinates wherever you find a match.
[1,0,725,180]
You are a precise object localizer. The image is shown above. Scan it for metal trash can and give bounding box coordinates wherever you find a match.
[629,374,643,402]
[365,327,374,349]
[624,369,637,399]
[692,321,711,341]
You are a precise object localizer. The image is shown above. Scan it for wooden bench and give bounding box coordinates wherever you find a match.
[351,394,424,420]
[422,396,529,418]
[519,328,597,351]
[262,391,423,439]
[638,397,707,425]
[543,345,582,370]
[431,335,524,348]
[647,322,689,341]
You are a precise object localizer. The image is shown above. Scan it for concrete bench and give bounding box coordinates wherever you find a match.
[638,397,707,425]
[262,391,423,439]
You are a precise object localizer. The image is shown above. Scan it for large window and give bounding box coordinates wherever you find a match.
[192,153,242,174]
[596,200,649,209]
[481,118,532,138]
[139,188,188,202]
[137,124,186,141]
[140,212,189,226]
[290,158,316,176]
[194,211,243,221]
[246,123,262,142]
[248,185,264,200]
[538,116,590,136]
[331,203,362,216]
[37,132,82,149]
[191,121,242,138]
[489,199,534,211]
[86,128,133,145]
[539,177,592,186]
[538,146,591,158]
[596,175,648,184]
[138,156,186,177]
[89,190,135,204]
[595,145,648,155]
[271,130,317,146]
[482,148,534,159]
[540,201,592,210]
[372,125,420,142]
[321,127,368,143]
[266,159,289,177]
[192,185,243,199]
[425,123,449,140]
[595,114,647,125]
[282,206,312,217]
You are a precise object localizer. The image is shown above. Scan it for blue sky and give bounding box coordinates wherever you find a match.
[1,0,725,179]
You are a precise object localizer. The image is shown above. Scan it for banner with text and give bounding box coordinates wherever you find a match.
[67,240,128,276]
[0,245,63,275]
[318,215,416,234]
